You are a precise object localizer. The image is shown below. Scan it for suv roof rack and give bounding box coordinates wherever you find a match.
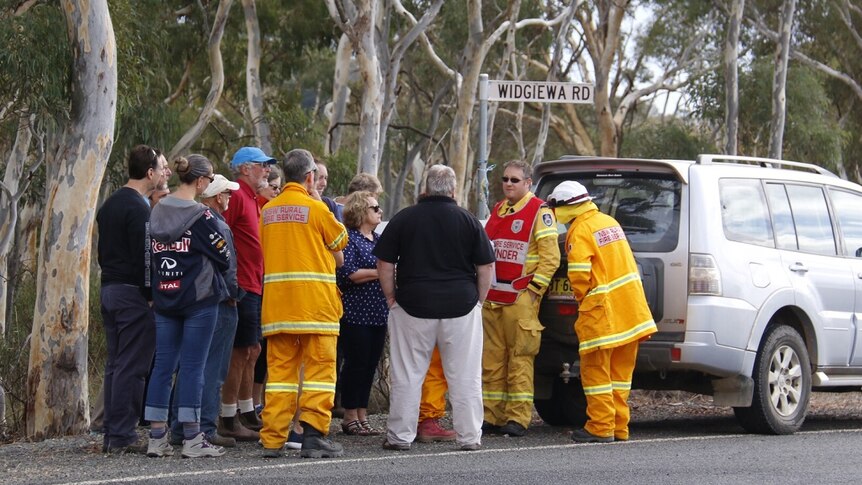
[696,154,837,177]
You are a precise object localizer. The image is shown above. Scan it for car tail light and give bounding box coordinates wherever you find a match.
[557,304,578,316]
[689,253,721,295]
[670,347,681,362]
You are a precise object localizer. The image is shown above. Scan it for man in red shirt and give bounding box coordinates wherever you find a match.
[218,146,276,441]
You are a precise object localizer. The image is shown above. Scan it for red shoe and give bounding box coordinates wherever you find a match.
[416,419,456,443]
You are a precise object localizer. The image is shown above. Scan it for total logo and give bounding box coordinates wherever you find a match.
[159,280,181,291]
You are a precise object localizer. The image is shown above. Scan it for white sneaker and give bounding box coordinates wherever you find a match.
[182,432,225,458]
[147,434,174,457]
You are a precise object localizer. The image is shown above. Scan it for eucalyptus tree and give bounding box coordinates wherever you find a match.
[25,0,117,439]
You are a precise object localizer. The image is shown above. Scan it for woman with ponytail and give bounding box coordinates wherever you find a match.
[144,154,232,458]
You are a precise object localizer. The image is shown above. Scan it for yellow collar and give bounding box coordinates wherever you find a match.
[498,192,534,216]
[554,201,596,225]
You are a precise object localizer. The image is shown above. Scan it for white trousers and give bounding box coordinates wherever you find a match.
[386,303,484,446]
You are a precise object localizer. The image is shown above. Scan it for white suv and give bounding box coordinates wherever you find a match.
[533,154,862,434]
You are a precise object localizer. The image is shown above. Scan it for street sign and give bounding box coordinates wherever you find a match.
[485,80,594,104]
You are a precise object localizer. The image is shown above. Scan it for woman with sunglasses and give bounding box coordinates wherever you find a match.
[145,155,232,458]
[257,167,283,209]
[336,190,387,436]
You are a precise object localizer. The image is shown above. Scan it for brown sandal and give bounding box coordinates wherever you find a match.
[359,420,382,435]
[342,419,374,436]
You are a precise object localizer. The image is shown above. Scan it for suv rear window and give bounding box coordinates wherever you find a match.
[536,172,681,252]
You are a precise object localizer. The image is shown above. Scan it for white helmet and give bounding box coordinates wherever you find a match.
[547,180,592,207]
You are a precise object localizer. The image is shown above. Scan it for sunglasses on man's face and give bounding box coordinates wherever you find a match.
[501,176,523,184]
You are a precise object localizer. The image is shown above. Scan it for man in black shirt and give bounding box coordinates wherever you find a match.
[96,145,168,454]
[374,164,494,451]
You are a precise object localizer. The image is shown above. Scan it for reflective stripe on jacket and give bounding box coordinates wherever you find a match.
[565,207,656,354]
[260,182,348,336]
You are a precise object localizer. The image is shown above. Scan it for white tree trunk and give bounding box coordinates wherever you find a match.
[242,0,271,154]
[327,0,383,174]
[724,0,744,155]
[768,0,796,160]
[378,0,444,173]
[532,1,577,165]
[0,114,33,336]
[168,0,233,160]
[325,34,352,156]
[27,0,117,440]
[580,0,629,157]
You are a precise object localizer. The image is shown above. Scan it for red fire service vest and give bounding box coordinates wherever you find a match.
[484,196,544,304]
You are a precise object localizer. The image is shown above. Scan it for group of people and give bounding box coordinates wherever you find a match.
[95,142,657,460]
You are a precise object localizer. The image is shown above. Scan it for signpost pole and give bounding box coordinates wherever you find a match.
[477,74,490,220]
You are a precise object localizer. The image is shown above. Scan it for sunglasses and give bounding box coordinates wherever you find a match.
[501,176,523,184]
[204,174,215,182]
[369,205,382,213]
[269,184,281,191]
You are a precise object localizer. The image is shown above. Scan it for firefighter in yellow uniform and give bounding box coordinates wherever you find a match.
[416,348,454,441]
[482,160,560,437]
[259,149,348,458]
[548,180,657,443]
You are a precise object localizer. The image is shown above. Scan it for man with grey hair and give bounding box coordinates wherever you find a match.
[374,164,495,451]
[219,146,277,442]
[259,148,348,458]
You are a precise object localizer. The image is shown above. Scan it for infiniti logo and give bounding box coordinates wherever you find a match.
[161,257,177,270]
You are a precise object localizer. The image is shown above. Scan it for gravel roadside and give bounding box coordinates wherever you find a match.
[1,390,860,484]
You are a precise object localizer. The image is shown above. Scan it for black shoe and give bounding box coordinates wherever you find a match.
[382,439,410,451]
[107,437,148,455]
[262,447,284,458]
[238,410,263,432]
[570,428,614,443]
[300,423,344,459]
[481,421,502,434]
[499,421,527,437]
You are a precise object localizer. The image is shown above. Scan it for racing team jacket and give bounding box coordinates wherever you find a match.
[149,196,231,315]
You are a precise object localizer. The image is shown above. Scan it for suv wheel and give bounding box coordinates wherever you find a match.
[533,377,587,427]
[733,325,811,434]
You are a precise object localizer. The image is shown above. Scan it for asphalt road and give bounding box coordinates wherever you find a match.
[3,404,862,485]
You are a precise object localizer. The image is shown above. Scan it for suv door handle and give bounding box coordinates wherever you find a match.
[789,262,809,273]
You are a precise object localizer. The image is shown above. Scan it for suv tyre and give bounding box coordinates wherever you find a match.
[533,378,587,427]
[733,324,811,435]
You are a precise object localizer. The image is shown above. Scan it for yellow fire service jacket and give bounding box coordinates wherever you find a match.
[564,203,656,354]
[259,182,348,337]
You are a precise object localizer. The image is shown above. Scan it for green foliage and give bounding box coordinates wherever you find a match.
[621,121,717,159]
[736,61,844,167]
[0,2,70,121]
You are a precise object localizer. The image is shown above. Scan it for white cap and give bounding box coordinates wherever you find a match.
[547,180,592,207]
[202,174,240,198]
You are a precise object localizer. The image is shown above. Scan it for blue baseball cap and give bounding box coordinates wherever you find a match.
[230,146,277,168]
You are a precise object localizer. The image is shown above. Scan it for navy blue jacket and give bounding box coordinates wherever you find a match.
[149,196,231,315]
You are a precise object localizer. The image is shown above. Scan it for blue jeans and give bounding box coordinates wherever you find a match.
[170,301,237,435]
[145,305,217,424]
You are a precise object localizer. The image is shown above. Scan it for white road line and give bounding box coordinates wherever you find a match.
[55,428,862,485]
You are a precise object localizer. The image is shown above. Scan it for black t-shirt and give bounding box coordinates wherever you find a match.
[96,186,152,299]
[373,195,495,318]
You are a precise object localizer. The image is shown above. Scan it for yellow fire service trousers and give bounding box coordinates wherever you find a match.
[481,291,544,428]
[260,333,337,449]
[419,346,447,421]
[579,339,638,440]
